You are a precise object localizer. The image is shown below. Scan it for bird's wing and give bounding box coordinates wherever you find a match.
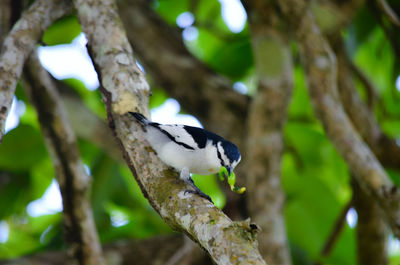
[152,124,209,150]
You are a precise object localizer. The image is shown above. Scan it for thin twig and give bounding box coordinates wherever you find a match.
[314,200,352,265]
[347,58,380,110]
[23,51,105,265]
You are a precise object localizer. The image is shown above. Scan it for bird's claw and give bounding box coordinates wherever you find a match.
[184,189,213,203]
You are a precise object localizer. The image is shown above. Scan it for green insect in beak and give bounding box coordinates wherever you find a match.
[219,166,246,194]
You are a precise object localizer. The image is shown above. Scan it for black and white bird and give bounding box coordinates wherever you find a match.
[130,112,241,201]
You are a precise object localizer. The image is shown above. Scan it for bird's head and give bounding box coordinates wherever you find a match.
[217,140,241,175]
[217,141,245,194]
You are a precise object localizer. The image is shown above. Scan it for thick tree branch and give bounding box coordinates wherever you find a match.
[243,1,293,264]
[73,0,266,263]
[0,0,72,140]
[117,0,249,144]
[23,51,105,265]
[277,0,400,237]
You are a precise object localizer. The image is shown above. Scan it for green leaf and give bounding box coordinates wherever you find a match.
[0,172,30,219]
[288,65,315,119]
[390,254,400,265]
[61,78,105,118]
[208,37,253,79]
[0,214,62,259]
[0,124,47,171]
[42,15,81,46]
[285,177,353,261]
[388,169,400,187]
[192,174,226,209]
[382,120,400,138]
[345,7,376,56]
[102,202,171,241]
[30,159,54,200]
[149,87,168,109]
[155,0,190,25]
[195,0,229,33]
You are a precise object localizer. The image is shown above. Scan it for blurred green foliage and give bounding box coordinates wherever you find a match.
[42,16,81,46]
[1,0,399,264]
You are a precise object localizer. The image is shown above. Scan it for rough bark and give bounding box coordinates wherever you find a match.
[23,51,105,265]
[72,0,266,263]
[352,178,388,265]
[277,0,400,237]
[0,0,72,140]
[242,1,293,264]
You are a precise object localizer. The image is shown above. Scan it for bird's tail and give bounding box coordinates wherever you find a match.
[129,112,149,126]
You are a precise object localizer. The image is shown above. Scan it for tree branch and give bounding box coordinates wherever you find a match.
[243,1,293,264]
[23,51,105,265]
[117,0,249,144]
[277,0,400,237]
[0,0,72,141]
[72,0,266,263]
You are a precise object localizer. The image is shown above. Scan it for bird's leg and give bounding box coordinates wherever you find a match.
[180,167,213,203]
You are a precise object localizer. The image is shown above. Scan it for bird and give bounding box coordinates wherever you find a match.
[129,112,242,202]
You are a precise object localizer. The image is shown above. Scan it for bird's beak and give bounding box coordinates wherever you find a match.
[225,166,232,177]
